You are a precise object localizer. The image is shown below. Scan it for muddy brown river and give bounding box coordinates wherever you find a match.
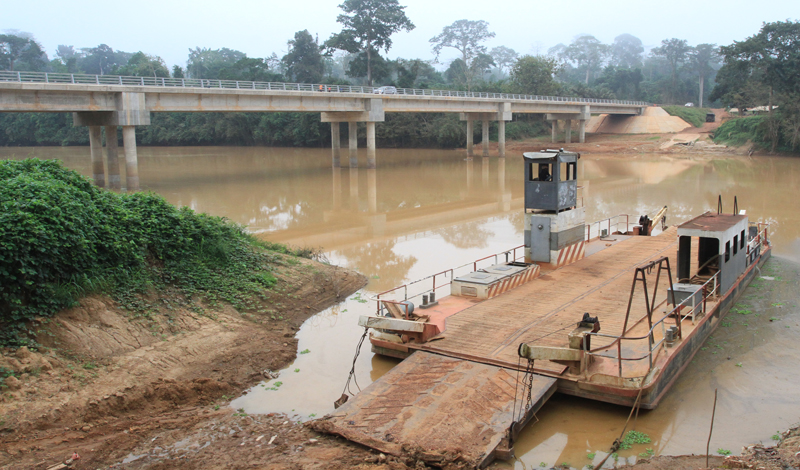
[3,146,799,469]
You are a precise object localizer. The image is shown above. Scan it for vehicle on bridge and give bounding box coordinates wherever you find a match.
[373,86,397,95]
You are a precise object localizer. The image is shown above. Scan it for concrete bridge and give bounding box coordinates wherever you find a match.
[0,71,648,190]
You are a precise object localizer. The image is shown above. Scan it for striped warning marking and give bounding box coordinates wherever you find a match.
[556,241,586,268]
[486,265,541,298]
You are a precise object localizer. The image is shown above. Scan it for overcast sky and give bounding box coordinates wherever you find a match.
[3,0,796,69]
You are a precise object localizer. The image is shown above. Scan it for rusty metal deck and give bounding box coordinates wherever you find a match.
[414,228,682,377]
[315,351,556,468]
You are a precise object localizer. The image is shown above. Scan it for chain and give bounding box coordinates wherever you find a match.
[524,358,535,412]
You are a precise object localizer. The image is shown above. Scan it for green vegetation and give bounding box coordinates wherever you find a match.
[299,349,310,355]
[662,106,712,127]
[638,448,655,458]
[771,432,781,441]
[586,452,596,459]
[0,159,305,347]
[717,448,732,456]
[619,430,652,450]
[712,116,777,149]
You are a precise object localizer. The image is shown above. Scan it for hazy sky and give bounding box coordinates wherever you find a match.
[3,0,796,69]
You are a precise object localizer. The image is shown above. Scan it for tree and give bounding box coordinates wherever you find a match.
[712,20,800,150]
[186,47,246,79]
[324,0,415,86]
[651,38,691,103]
[116,52,170,77]
[610,33,644,68]
[509,55,561,96]
[430,20,495,90]
[689,44,720,107]
[282,30,324,83]
[490,46,518,76]
[596,65,643,100]
[345,47,391,83]
[78,44,130,75]
[563,35,610,84]
[0,33,47,71]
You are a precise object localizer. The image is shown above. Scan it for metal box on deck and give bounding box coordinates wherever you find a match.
[668,283,703,322]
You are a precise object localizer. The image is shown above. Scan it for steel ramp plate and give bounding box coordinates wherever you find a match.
[313,352,557,468]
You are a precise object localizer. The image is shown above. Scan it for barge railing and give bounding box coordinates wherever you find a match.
[582,223,770,378]
[371,245,525,317]
[586,214,630,241]
[584,271,720,377]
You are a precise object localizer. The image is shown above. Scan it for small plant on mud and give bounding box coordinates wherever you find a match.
[300,349,310,355]
[771,432,781,441]
[638,448,655,458]
[309,413,316,418]
[736,362,743,367]
[717,448,732,456]
[586,452,596,459]
[82,362,98,370]
[214,405,220,410]
[294,368,300,373]
[540,463,547,468]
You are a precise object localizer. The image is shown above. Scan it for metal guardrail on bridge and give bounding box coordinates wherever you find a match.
[0,70,650,107]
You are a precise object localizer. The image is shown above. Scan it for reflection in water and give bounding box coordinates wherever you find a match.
[4,146,800,466]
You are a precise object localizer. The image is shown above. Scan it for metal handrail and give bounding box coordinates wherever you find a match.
[585,270,721,377]
[371,244,526,316]
[586,214,630,240]
[0,70,651,107]
[583,224,770,378]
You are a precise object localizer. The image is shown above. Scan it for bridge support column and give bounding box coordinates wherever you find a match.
[551,121,558,143]
[578,119,586,144]
[482,120,490,157]
[331,122,341,168]
[366,121,376,169]
[466,119,474,157]
[89,126,105,188]
[565,119,572,144]
[498,120,506,157]
[104,126,121,190]
[122,126,139,191]
[348,122,358,168]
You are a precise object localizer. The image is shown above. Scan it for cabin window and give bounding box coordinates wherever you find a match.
[740,230,745,249]
[733,235,738,255]
[725,241,731,262]
[532,163,553,182]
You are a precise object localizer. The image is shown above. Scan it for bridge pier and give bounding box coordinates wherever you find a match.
[331,122,341,168]
[565,119,572,144]
[578,119,586,144]
[461,104,510,158]
[122,126,139,191]
[348,122,358,168]
[366,122,376,169]
[482,120,490,157]
[466,119,474,157]
[498,120,506,157]
[104,126,121,190]
[89,126,105,188]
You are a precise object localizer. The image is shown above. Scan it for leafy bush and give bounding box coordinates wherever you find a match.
[712,116,771,148]
[662,105,712,127]
[0,159,286,347]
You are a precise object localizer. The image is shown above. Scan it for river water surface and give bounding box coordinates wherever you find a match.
[3,146,800,469]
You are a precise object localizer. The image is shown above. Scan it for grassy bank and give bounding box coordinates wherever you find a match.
[0,159,310,347]
[662,105,712,127]
[712,116,771,148]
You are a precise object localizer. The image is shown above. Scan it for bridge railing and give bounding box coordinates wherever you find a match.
[0,70,650,106]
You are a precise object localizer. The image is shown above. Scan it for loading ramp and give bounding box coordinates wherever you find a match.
[312,351,556,468]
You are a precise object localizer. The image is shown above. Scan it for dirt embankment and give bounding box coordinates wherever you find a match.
[485,108,767,157]
[0,255,381,470]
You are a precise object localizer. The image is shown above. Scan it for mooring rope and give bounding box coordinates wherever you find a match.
[341,326,369,397]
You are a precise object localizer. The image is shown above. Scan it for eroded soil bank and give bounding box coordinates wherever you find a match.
[0,255,372,470]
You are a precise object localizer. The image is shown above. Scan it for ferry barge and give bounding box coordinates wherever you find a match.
[317,150,771,468]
